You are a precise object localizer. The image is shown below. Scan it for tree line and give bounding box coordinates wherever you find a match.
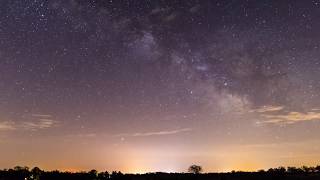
[1,165,320,180]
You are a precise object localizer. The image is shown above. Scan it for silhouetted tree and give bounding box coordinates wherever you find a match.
[275,166,286,174]
[302,166,315,173]
[188,165,203,174]
[89,169,98,179]
[97,171,109,180]
[110,171,123,179]
[31,167,42,180]
[309,167,316,173]
[287,166,304,174]
[267,168,275,173]
[13,166,29,179]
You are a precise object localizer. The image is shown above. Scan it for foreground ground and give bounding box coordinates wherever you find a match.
[1,169,320,180]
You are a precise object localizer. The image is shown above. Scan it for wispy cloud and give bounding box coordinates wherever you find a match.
[67,133,97,138]
[0,121,16,131]
[22,119,56,131]
[250,105,284,113]
[115,128,192,137]
[261,111,320,124]
[21,113,57,131]
[253,106,320,125]
[0,113,57,131]
[31,114,52,118]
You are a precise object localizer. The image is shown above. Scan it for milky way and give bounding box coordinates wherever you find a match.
[1,0,320,173]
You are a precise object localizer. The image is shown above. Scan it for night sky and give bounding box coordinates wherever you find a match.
[1,0,320,173]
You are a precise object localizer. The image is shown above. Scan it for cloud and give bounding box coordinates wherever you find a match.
[115,128,192,137]
[31,114,53,118]
[261,111,320,124]
[68,133,97,138]
[0,121,16,131]
[253,106,320,125]
[22,119,56,131]
[22,113,57,131]
[250,105,284,113]
[0,114,57,131]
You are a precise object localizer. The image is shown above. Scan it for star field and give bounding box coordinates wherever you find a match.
[1,0,320,173]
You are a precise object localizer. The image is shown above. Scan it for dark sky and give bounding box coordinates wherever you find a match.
[1,0,320,173]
